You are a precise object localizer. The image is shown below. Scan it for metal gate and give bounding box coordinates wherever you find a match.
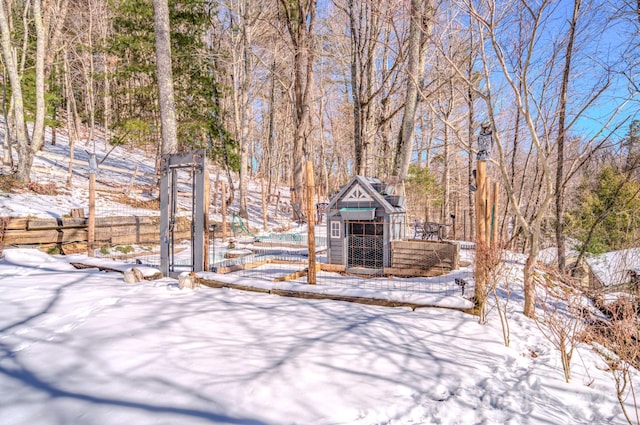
[159,150,206,277]
[347,220,384,269]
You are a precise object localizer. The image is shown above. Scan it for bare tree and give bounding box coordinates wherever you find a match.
[555,0,581,273]
[393,0,434,180]
[340,0,400,176]
[43,0,69,82]
[477,1,559,317]
[347,0,377,176]
[450,0,634,317]
[224,0,265,218]
[0,0,47,183]
[31,0,46,157]
[153,0,178,155]
[278,0,317,211]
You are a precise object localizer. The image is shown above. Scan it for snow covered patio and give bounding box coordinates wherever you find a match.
[195,262,475,311]
[64,243,476,311]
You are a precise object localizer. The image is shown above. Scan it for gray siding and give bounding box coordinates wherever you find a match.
[325,176,407,269]
[327,216,344,265]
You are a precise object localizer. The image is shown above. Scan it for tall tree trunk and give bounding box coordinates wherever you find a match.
[363,41,376,176]
[467,71,475,240]
[152,0,178,155]
[0,2,28,180]
[64,51,76,189]
[280,0,316,211]
[103,56,112,149]
[393,0,432,180]
[238,0,252,219]
[98,0,112,150]
[555,0,581,273]
[1,0,47,182]
[44,0,69,81]
[266,55,277,195]
[1,68,13,167]
[85,4,96,148]
[377,22,395,178]
[30,0,45,159]
[523,232,540,317]
[348,0,363,174]
[442,112,450,223]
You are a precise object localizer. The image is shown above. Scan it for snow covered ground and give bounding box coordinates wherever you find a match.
[0,127,287,226]
[1,128,639,424]
[0,248,637,425]
[0,128,158,218]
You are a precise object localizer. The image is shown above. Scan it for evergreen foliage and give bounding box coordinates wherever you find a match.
[622,120,640,172]
[567,165,640,254]
[404,163,442,216]
[1,1,59,129]
[22,70,60,128]
[405,163,441,199]
[108,0,235,165]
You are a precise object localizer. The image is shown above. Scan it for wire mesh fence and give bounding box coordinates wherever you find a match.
[210,260,474,298]
[202,220,475,301]
[51,151,476,302]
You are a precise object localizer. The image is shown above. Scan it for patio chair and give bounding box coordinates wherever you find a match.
[422,221,442,241]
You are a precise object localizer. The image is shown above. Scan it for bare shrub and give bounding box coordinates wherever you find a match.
[113,194,160,210]
[475,241,512,346]
[536,276,584,383]
[490,260,512,347]
[0,175,56,195]
[0,174,19,192]
[27,181,58,195]
[590,295,640,425]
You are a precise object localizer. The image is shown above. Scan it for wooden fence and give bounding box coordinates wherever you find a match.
[0,215,191,252]
[385,239,460,277]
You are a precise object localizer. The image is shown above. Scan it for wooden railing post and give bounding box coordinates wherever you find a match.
[261,178,268,232]
[221,180,227,240]
[87,154,97,257]
[306,161,316,285]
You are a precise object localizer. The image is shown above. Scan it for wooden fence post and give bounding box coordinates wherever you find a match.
[87,154,97,257]
[453,200,458,240]
[306,162,316,285]
[125,164,139,195]
[221,180,227,240]
[261,178,268,231]
[204,167,210,271]
[474,159,487,307]
[484,177,492,246]
[212,180,218,212]
[475,160,487,247]
[491,181,499,249]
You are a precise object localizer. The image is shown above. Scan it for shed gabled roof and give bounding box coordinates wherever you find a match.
[326,175,399,214]
[585,247,640,287]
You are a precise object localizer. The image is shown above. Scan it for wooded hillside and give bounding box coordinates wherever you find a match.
[1,0,639,292]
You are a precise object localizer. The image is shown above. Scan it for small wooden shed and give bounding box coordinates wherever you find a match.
[585,248,640,293]
[325,176,406,272]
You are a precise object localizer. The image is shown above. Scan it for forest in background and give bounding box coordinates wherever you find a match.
[0,0,639,317]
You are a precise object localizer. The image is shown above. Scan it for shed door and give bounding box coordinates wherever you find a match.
[347,220,384,269]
